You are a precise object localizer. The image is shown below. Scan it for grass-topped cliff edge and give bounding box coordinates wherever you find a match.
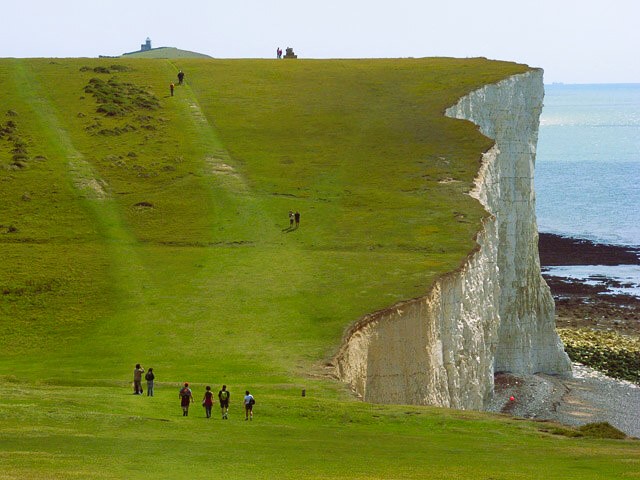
[1,57,636,478]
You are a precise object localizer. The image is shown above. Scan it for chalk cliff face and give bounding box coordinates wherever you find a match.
[333,70,571,409]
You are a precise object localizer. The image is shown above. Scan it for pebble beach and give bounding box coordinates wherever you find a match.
[487,233,640,438]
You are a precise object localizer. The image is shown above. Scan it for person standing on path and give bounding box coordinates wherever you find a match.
[202,386,214,418]
[179,382,193,416]
[145,368,155,397]
[133,364,145,395]
[177,70,185,85]
[243,390,255,421]
[288,210,294,228]
[170,82,175,96]
[294,211,300,228]
[218,385,230,419]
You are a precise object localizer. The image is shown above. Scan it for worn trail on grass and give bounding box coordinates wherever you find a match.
[6,59,320,381]
[10,60,161,357]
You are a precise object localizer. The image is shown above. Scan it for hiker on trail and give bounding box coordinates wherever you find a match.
[243,390,255,421]
[202,386,214,418]
[177,70,185,85]
[277,48,282,59]
[289,210,295,228]
[179,382,194,416]
[170,82,175,96]
[218,385,230,419]
[294,211,300,228]
[133,364,145,395]
[145,368,155,397]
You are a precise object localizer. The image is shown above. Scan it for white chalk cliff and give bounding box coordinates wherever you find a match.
[333,70,572,410]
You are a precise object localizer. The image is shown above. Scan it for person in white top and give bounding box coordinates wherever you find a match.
[243,390,255,421]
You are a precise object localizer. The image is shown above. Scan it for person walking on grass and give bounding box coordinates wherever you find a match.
[294,211,300,228]
[202,386,214,418]
[133,364,145,395]
[288,210,294,228]
[179,382,193,416]
[218,385,230,419]
[244,390,255,421]
[145,368,155,397]
[177,70,185,85]
[170,82,175,96]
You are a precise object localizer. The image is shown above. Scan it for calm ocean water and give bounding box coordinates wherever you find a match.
[535,83,640,296]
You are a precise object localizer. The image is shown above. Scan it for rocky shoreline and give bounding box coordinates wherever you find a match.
[538,232,640,266]
[490,233,639,438]
[539,232,640,335]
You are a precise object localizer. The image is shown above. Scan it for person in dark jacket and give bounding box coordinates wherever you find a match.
[218,385,230,419]
[145,368,155,396]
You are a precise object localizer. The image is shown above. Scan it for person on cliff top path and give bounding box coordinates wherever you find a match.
[145,367,155,397]
[218,385,230,419]
[177,70,185,85]
[243,390,255,421]
[170,82,175,96]
[179,382,193,416]
[133,364,144,395]
[202,386,214,418]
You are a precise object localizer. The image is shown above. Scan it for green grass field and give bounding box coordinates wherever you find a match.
[0,57,637,478]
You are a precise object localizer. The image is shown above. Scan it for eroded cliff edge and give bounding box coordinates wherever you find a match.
[332,70,572,410]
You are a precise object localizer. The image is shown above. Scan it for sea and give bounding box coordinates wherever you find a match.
[535,83,640,297]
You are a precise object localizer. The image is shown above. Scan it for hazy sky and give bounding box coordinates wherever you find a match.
[3,0,638,83]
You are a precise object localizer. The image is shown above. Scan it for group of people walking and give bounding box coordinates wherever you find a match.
[288,210,301,229]
[134,365,255,420]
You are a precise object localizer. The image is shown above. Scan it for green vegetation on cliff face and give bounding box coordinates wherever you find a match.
[1,58,635,478]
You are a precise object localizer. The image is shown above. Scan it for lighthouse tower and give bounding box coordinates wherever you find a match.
[141,37,152,51]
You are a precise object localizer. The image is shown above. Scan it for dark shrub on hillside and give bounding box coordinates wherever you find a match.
[84,77,160,117]
[2,120,17,135]
[97,124,138,136]
[11,160,27,169]
[578,422,627,439]
[110,64,131,72]
[97,103,126,117]
[11,140,28,154]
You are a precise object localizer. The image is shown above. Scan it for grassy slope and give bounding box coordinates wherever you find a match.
[0,58,637,478]
[122,47,213,59]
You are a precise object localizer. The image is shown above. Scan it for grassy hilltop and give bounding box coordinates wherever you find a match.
[0,57,636,478]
